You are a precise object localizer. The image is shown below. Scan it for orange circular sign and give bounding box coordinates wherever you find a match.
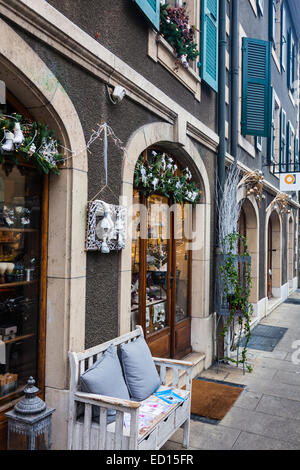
[284,174,295,185]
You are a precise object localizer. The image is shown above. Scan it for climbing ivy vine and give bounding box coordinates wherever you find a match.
[219,232,253,372]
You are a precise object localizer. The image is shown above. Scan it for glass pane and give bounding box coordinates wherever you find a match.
[131,190,140,329]
[0,164,43,404]
[174,204,190,323]
[145,195,169,335]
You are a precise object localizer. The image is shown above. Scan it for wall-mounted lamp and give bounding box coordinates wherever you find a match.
[107,84,126,104]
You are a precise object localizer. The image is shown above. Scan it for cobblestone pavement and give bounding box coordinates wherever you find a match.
[163,291,300,450]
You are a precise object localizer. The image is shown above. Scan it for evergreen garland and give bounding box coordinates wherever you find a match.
[134,151,201,205]
[0,113,63,174]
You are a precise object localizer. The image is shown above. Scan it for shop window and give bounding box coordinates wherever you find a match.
[0,94,48,448]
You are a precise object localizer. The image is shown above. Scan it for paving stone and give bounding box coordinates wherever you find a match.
[187,421,241,450]
[221,407,300,445]
[273,369,300,386]
[232,431,300,450]
[232,390,262,411]
[256,394,300,420]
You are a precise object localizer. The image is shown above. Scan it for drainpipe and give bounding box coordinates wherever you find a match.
[218,0,227,196]
[231,0,239,162]
[216,0,227,359]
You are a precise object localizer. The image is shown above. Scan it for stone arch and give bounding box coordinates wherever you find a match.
[265,206,282,299]
[287,214,295,285]
[120,122,212,363]
[0,18,88,448]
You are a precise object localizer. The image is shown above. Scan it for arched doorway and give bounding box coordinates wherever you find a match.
[131,148,202,359]
[120,122,212,367]
[238,198,259,305]
[267,210,282,299]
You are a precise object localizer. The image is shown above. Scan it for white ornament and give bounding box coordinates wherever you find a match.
[1,131,15,152]
[13,122,25,147]
[152,177,159,190]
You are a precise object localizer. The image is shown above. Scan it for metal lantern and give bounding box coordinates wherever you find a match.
[5,377,55,450]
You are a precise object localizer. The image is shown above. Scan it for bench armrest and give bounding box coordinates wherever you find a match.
[152,357,193,369]
[74,391,141,411]
[152,357,193,391]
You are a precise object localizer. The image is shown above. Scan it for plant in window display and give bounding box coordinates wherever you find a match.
[160,3,199,68]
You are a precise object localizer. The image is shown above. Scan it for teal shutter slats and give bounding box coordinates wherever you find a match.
[286,121,292,172]
[269,0,276,45]
[132,0,160,30]
[280,108,286,172]
[281,2,287,71]
[257,0,264,16]
[242,38,271,137]
[201,0,219,92]
[295,135,299,172]
[268,87,275,163]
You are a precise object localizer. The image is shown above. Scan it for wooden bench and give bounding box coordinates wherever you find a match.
[68,325,192,450]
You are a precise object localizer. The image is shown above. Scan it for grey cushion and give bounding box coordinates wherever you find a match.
[80,344,130,422]
[120,336,161,401]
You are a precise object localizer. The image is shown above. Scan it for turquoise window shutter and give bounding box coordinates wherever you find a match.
[201,0,219,92]
[268,87,275,163]
[269,0,276,45]
[257,0,264,16]
[241,38,272,137]
[132,0,160,30]
[295,135,299,172]
[280,108,286,171]
[281,2,287,71]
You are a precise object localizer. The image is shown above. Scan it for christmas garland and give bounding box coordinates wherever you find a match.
[0,113,63,174]
[160,3,199,68]
[134,151,201,205]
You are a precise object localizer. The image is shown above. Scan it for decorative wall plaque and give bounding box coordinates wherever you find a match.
[86,199,127,252]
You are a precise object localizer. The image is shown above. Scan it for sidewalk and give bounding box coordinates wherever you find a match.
[163,290,300,450]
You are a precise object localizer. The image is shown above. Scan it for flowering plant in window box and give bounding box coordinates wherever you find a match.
[159,3,199,69]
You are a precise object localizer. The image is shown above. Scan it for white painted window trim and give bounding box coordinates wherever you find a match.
[272,88,281,179]
[148,29,201,101]
[272,47,281,73]
[248,0,258,16]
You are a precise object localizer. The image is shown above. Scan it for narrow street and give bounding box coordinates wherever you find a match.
[164,291,300,450]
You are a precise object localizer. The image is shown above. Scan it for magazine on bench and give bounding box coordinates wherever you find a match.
[154,389,185,405]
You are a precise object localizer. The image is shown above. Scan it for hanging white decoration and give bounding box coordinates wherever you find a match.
[86,200,127,252]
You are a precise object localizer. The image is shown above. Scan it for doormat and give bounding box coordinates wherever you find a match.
[284,298,300,305]
[239,324,288,352]
[190,377,244,422]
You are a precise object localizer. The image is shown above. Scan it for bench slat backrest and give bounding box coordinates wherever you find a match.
[69,325,144,392]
